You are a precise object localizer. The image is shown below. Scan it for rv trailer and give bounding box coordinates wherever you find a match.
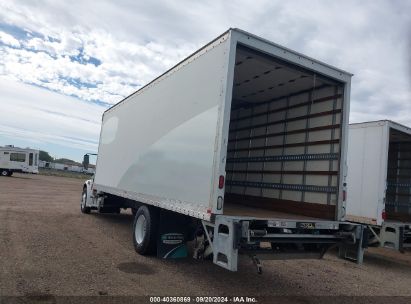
[80,28,364,272]
[0,145,39,176]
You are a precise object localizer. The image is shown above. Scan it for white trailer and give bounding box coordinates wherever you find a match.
[0,145,39,176]
[81,29,364,272]
[346,120,411,253]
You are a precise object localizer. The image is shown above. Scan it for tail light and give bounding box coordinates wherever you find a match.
[218,175,225,189]
[342,190,347,202]
[382,210,386,220]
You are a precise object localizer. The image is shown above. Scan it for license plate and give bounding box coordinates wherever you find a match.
[297,222,316,229]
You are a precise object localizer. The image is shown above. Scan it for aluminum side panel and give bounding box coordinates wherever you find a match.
[94,36,230,217]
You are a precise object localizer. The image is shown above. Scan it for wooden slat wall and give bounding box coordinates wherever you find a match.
[225,85,343,217]
[386,140,411,221]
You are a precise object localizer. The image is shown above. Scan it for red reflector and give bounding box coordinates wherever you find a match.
[218,175,225,189]
[342,190,347,202]
[207,208,212,214]
[382,210,386,220]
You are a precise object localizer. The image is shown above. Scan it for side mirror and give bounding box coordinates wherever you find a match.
[83,154,90,170]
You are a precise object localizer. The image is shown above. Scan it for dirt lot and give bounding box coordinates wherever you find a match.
[1,173,411,300]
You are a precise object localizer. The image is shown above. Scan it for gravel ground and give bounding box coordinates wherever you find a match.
[1,173,411,300]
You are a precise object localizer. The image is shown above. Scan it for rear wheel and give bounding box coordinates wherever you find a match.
[80,187,91,214]
[1,169,9,177]
[133,205,159,255]
[7,171,13,176]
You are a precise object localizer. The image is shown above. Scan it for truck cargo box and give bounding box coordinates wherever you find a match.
[84,29,363,271]
[347,120,411,225]
[94,29,352,222]
[346,120,411,252]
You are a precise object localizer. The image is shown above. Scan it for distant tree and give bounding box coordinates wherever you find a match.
[39,150,53,162]
[54,158,81,166]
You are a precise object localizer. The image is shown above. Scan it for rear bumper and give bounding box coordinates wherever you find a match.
[378,222,411,251]
[347,221,411,252]
[211,215,363,271]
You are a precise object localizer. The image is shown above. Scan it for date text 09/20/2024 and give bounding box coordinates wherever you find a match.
[149,296,257,303]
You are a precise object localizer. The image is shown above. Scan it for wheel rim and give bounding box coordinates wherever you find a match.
[135,214,147,244]
[81,192,86,209]
[1,171,8,176]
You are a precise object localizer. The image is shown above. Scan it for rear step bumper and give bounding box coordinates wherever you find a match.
[211,215,364,271]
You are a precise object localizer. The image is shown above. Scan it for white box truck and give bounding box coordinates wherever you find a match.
[0,145,39,176]
[346,120,411,253]
[81,29,364,272]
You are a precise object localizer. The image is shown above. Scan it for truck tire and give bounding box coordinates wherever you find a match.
[80,187,91,214]
[1,169,9,177]
[133,205,159,255]
[7,171,13,176]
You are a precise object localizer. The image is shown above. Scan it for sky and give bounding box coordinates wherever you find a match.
[0,0,410,162]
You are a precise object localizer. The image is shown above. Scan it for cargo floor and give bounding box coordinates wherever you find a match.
[223,202,321,221]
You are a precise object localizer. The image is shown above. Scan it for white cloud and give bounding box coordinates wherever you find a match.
[0,27,194,104]
[0,31,20,47]
[26,37,82,57]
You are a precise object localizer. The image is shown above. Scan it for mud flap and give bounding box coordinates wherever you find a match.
[157,210,189,259]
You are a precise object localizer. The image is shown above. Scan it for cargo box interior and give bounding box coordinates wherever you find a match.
[223,45,345,220]
[386,128,411,222]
